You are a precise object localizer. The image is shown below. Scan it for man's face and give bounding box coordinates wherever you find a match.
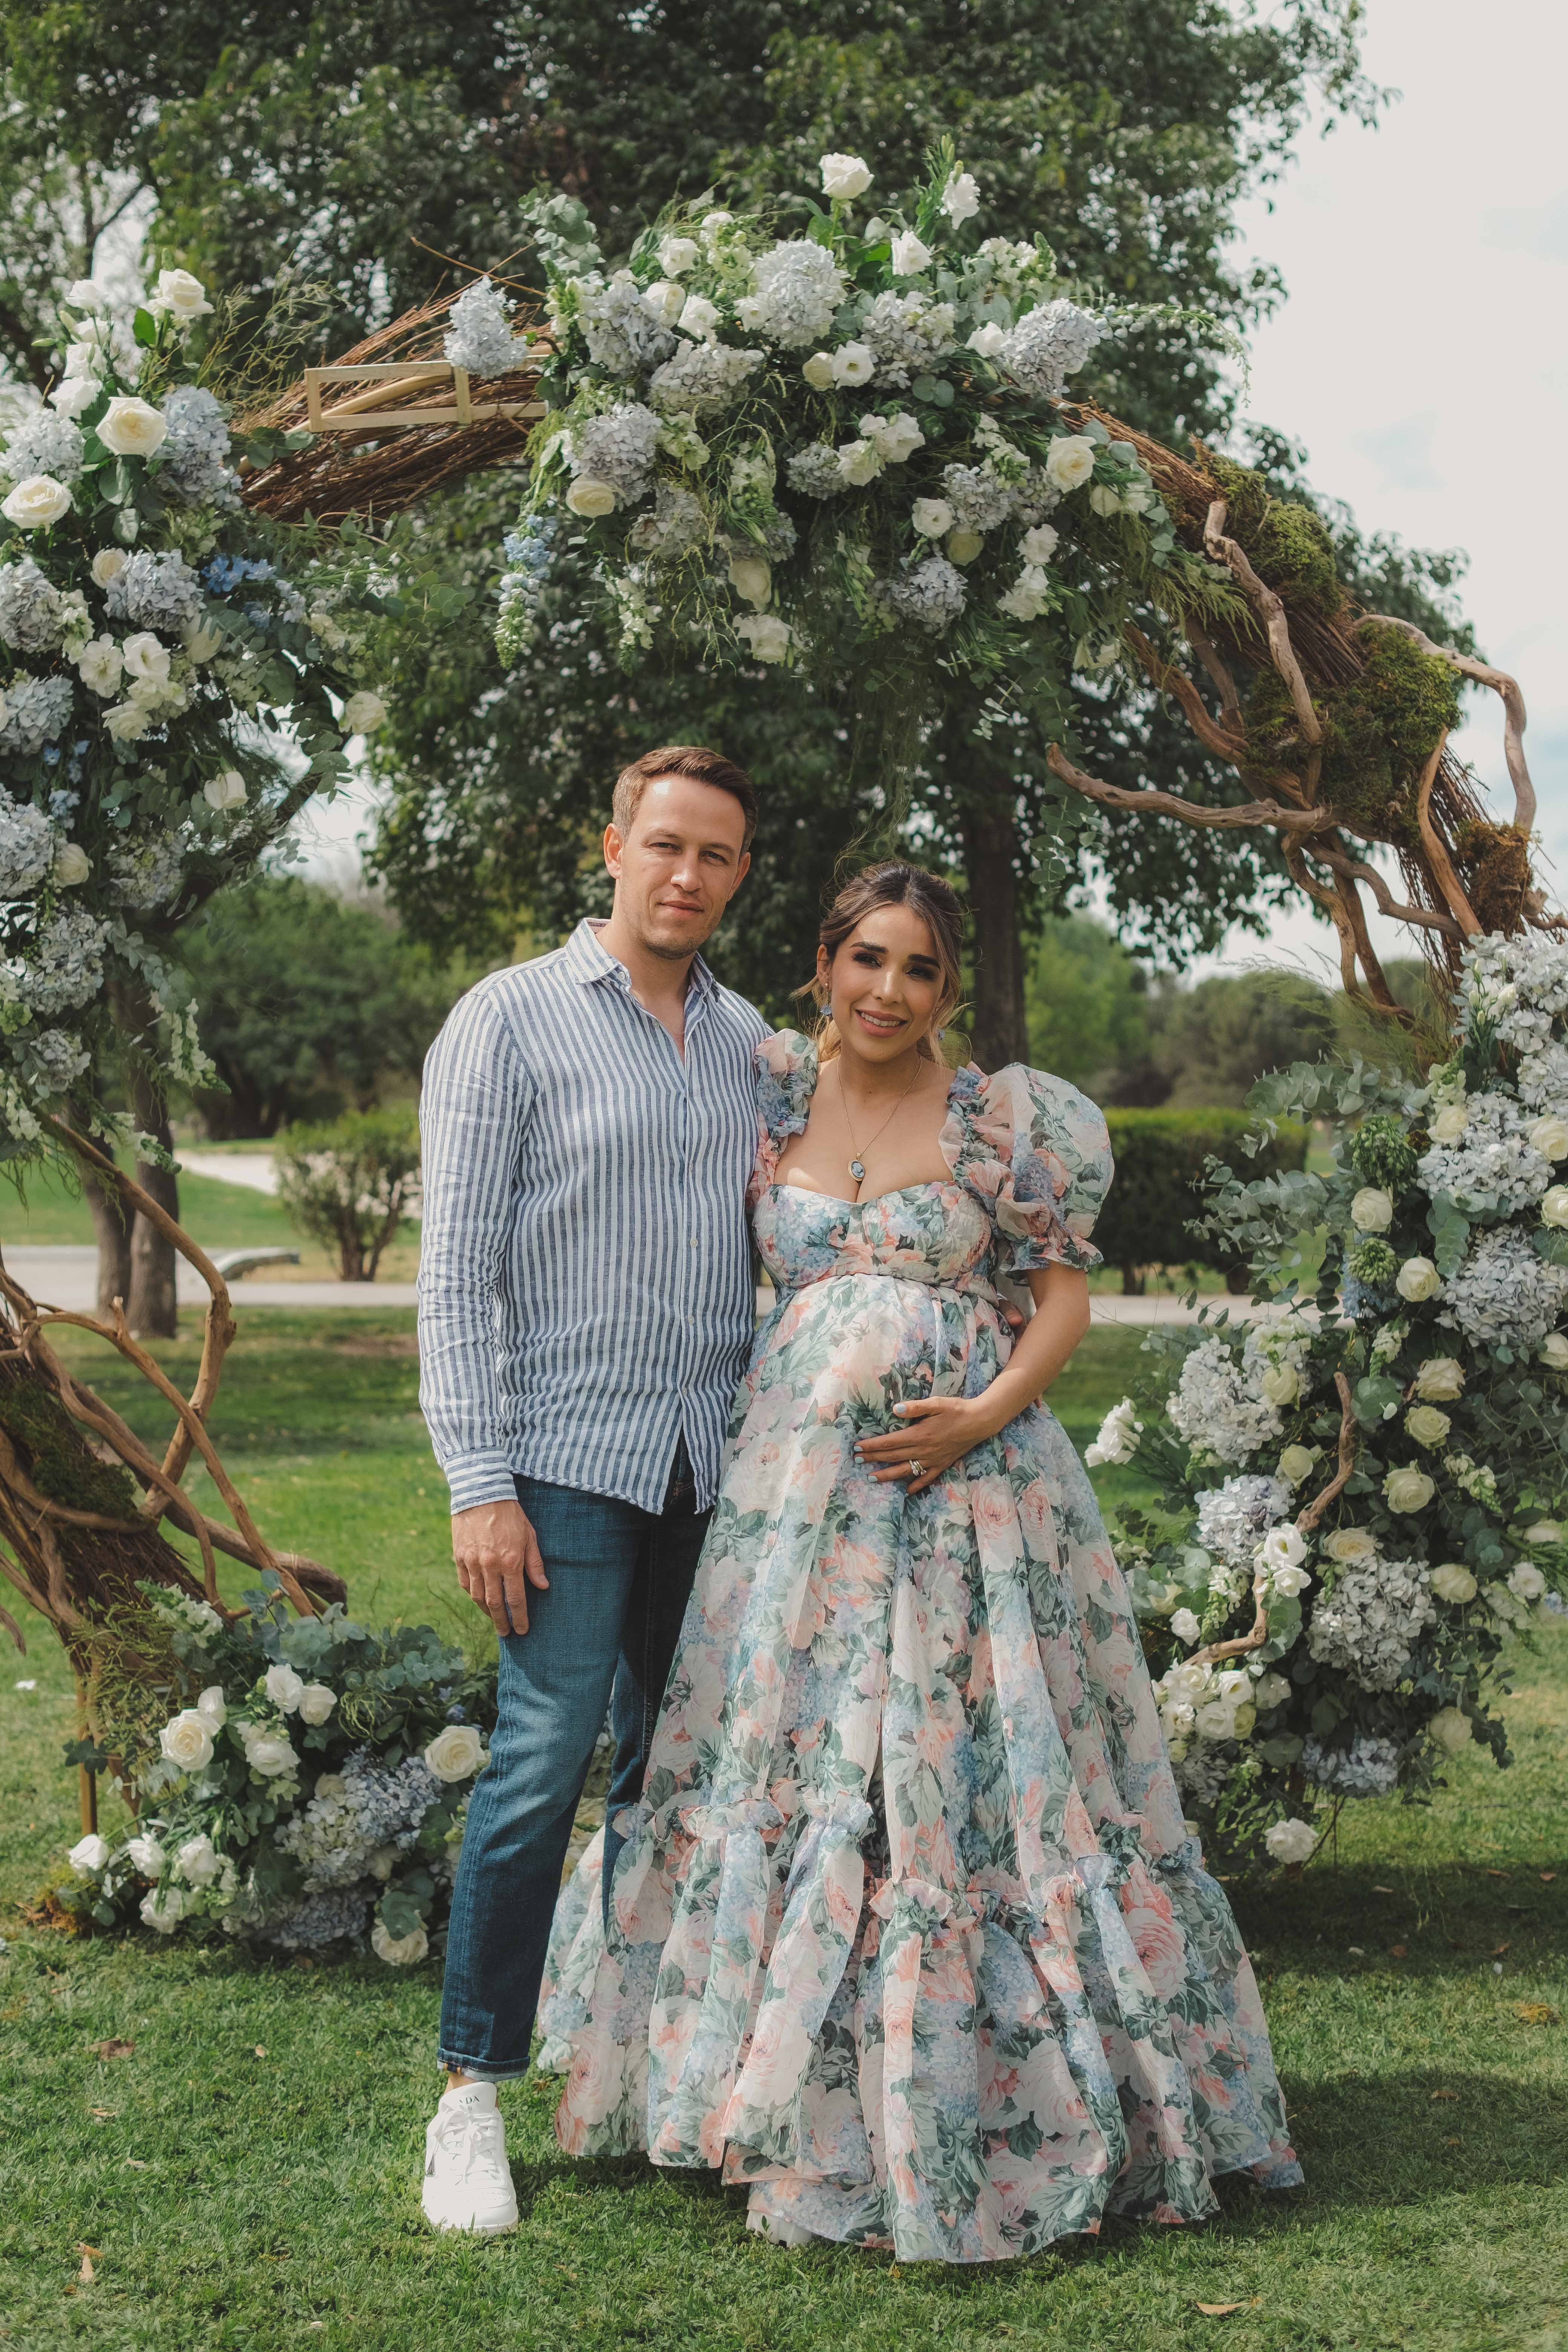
[603,775,751,960]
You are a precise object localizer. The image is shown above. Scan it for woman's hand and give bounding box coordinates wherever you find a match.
[855,1395,1001,1495]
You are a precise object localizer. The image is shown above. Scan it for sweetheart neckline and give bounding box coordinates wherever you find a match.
[763,1177,972,1214]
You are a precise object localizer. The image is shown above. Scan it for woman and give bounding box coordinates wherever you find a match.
[537,861,1300,2262]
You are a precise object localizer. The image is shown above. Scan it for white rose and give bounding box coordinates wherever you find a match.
[1253,1672,1291,1709]
[1383,1464,1436,1514]
[368,1844,399,1882]
[264,1663,305,1713]
[1265,1818,1316,1865]
[1277,1444,1318,1487]
[1351,1187,1394,1232]
[1527,1115,1568,1162]
[1020,524,1060,565]
[296,1683,337,1726]
[726,551,772,609]
[838,438,882,487]
[830,342,876,387]
[159,1709,215,1771]
[941,170,981,224]
[314,1773,348,1800]
[140,1887,186,1933]
[1430,1562,1478,1604]
[642,278,688,326]
[102,700,152,743]
[1170,1607,1201,1645]
[196,1685,226,1726]
[124,1834,164,1878]
[565,475,617,517]
[1194,1700,1235,1742]
[1323,1528,1378,1567]
[68,1833,110,1874]
[801,351,836,390]
[149,268,214,322]
[1540,1333,1568,1371]
[90,548,128,591]
[819,152,872,200]
[1230,1701,1257,1740]
[1271,1562,1312,1598]
[945,527,984,565]
[54,841,90,885]
[183,621,223,662]
[677,294,719,341]
[1260,1364,1300,1409]
[371,1918,430,1966]
[175,1833,221,1886]
[658,235,700,276]
[1508,1562,1547,1602]
[97,395,168,458]
[734,614,791,663]
[1524,1520,1563,1546]
[1429,1103,1468,1145]
[890,230,932,275]
[341,689,387,734]
[240,1726,297,1778]
[2,474,72,528]
[76,636,124,697]
[1395,1256,1441,1302]
[1405,1404,1451,1449]
[203,769,247,812]
[1045,436,1096,492]
[1414,1357,1465,1401]
[1541,1185,1568,1230]
[912,497,954,539]
[700,210,734,239]
[1427,1706,1471,1755]
[966,322,1006,358]
[424,1723,487,1782]
[121,630,169,685]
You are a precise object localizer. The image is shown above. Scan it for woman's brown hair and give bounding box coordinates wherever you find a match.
[798,861,966,1061]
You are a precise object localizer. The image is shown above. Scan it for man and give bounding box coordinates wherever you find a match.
[415,744,767,2233]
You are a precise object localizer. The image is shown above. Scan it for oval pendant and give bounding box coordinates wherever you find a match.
[848,1158,866,1184]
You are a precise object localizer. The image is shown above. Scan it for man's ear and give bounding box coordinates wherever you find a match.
[603,822,624,879]
[727,848,751,900]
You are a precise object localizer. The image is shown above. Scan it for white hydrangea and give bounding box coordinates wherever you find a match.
[1194,1474,1294,1568]
[26,1026,90,1092]
[873,554,967,635]
[109,831,185,914]
[104,549,205,631]
[855,289,958,386]
[785,443,845,500]
[11,906,107,1012]
[443,276,532,377]
[998,298,1103,400]
[940,462,1017,534]
[626,482,708,561]
[1417,1092,1554,1216]
[1461,932,1568,1107]
[646,341,764,414]
[159,386,239,508]
[1437,1227,1568,1353]
[1307,1554,1434,1690]
[0,796,56,897]
[0,556,73,655]
[567,403,660,504]
[1300,1734,1402,1796]
[2,410,85,485]
[575,271,680,376]
[0,674,75,758]
[1167,1336,1285,1466]
[737,239,847,348]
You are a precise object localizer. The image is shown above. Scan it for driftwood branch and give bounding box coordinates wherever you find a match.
[1204,499,1323,747]
[1413,734,1483,939]
[1044,742,1332,833]
[1297,1373,1358,1535]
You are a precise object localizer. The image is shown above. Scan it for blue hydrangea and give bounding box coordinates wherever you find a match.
[2,410,85,485]
[105,550,205,631]
[159,386,239,507]
[0,558,69,654]
[0,673,76,756]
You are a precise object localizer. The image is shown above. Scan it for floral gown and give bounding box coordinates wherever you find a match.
[536,1033,1300,2261]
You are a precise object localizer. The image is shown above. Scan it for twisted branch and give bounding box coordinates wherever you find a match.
[1359,615,1536,835]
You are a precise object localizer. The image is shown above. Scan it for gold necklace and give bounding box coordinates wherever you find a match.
[836,1058,922,1189]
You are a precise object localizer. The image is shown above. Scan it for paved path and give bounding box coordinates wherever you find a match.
[176,1150,282,1194]
[2,1246,417,1312]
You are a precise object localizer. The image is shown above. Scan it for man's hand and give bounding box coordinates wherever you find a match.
[452,1498,549,1637]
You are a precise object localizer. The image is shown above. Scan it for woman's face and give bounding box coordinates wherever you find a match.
[819,903,945,1063]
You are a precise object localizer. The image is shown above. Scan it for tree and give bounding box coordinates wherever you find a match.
[1139,971,1339,1109]
[1022,914,1153,1091]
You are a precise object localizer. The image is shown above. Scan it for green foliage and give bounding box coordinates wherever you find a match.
[1348,1110,1421,1196]
[273,1107,421,1282]
[1093,1107,1308,1284]
[1246,619,1465,845]
[1022,914,1152,1090]
[1206,455,1343,615]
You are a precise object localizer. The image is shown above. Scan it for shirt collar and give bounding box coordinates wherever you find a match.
[567,917,717,1003]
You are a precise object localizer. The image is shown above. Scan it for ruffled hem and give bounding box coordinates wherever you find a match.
[539,1796,1301,2265]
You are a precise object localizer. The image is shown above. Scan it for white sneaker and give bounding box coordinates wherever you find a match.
[421,2082,519,2234]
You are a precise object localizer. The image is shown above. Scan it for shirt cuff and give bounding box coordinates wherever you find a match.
[444,1455,522,1516]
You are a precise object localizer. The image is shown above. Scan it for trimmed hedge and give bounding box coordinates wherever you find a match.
[1096,1108,1309,1293]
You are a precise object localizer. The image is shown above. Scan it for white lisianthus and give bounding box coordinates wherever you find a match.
[801,351,836,390]
[183,621,224,662]
[149,268,214,322]
[1383,1464,1436,1514]
[175,1833,221,1886]
[565,475,617,517]
[1085,1396,1142,1468]
[1169,1607,1202,1645]
[657,234,700,276]
[124,1834,164,1878]
[837,438,883,487]
[102,700,152,743]
[204,769,247,812]
[641,279,687,327]
[77,636,124,697]
[340,690,387,734]
[1261,1523,1307,1573]
[121,631,169,685]
[861,412,924,463]
[54,841,90,885]
[890,230,932,275]
[1508,1562,1547,1602]
[1252,1671,1291,1709]
[1429,1102,1469,1145]
[1230,1701,1257,1740]
[68,1833,110,1874]
[830,342,876,387]
[1350,1186,1394,1231]
[141,1886,187,1932]
[1540,1333,1568,1371]
[1044,435,1096,493]
[677,294,720,341]
[196,1685,226,1727]
[941,170,981,224]
[1541,1185,1568,1229]
[1526,1114,1568,1162]
[1322,1528,1378,1567]
[945,527,984,565]
[424,1723,487,1782]
[819,152,872,200]
[2,475,72,528]
[240,1724,297,1778]
[49,377,101,418]
[1277,1444,1318,1487]
[734,613,791,662]
[1524,1520,1563,1545]
[97,395,168,457]
[1271,1562,1312,1598]
[1020,523,1059,565]
[911,497,954,539]
[1427,1706,1471,1755]
[1395,1256,1441,1302]
[371,1918,430,1966]
[90,547,128,591]
[1431,1561,1478,1604]
[264,1663,305,1713]
[1405,1404,1452,1449]
[1265,1818,1317,1865]
[1260,1364,1300,1409]
[966,322,1006,358]
[296,1683,338,1726]
[1414,1357,1465,1401]
[159,1709,215,1771]
[727,553,771,608]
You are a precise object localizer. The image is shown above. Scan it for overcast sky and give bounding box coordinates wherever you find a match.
[299,0,1568,978]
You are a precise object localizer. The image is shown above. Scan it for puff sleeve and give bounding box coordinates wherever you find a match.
[945,1063,1113,1274]
[747,1028,820,1209]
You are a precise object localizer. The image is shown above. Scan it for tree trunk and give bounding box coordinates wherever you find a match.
[64,1104,133,1315]
[963,801,1029,1072]
[126,1078,179,1340]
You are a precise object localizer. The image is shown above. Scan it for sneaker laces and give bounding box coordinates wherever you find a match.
[433,2103,509,2192]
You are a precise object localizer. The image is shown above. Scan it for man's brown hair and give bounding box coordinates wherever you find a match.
[612,745,758,851]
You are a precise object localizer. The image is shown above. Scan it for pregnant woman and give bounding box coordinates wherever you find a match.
[538,859,1300,2262]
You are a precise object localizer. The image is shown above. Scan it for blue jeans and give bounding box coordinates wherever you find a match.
[437,1443,708,2080]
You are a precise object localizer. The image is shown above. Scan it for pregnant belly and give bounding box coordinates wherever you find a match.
[750,1271,1004,1422]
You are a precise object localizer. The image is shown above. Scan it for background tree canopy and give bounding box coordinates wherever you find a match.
[0,0,1475,1055]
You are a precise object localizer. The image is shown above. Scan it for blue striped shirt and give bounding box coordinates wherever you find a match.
[416,918,770,1516]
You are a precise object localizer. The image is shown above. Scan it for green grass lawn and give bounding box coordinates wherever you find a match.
[2,1315,1565,2352]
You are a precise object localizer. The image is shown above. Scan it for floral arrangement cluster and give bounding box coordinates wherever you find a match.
[0,264,385,1160]
[479,147,1216,698]
[1086,931,1568,1863]
[54,1580,496,1964]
